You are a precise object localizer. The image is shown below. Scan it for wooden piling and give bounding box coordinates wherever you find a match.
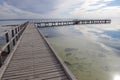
[15,28,18,41]
[5,32,10,54]
[11,30,15,46]
[0,53,2,67]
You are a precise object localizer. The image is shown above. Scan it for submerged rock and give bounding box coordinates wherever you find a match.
[64,48,78,52]
[64,61,71,66]
[65,52,72,56]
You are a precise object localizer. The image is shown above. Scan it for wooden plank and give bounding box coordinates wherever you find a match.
[7,60,58,70]
[4,63,61,73]
[3,65,62,77]
[2,70,65,80]
[6,61,60,71]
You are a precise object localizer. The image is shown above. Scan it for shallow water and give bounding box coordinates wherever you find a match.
[39,24,120,80]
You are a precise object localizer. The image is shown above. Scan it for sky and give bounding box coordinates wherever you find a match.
[0,0,120,20]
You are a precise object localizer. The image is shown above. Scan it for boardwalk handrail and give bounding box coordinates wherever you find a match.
[0,22,28,67]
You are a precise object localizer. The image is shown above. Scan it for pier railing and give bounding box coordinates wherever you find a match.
[0,22,28,67]
[35,19,111,28]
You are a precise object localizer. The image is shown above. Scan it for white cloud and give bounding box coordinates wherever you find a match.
[0,0,120,20]
[47,0,120,23]
[0,2,45,19]
[68,0,120,20]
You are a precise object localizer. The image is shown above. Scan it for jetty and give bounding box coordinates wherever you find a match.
[36,19,111,28]
[0,19,111,80]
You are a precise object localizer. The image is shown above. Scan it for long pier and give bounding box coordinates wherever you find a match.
[36,19,111,28]
[0,22,76,80]
[0,19,111,80]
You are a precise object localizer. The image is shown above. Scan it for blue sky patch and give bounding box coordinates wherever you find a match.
[107,0,120,6]
[103,30,120,39]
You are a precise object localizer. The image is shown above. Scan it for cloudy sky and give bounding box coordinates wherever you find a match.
[0,0,120,20]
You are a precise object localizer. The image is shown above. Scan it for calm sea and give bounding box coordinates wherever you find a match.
[39,23,120,80]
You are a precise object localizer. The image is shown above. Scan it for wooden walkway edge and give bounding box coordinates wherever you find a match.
[0,22,76,80]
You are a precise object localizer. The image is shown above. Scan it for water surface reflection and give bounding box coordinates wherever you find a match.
[39,25,120,80]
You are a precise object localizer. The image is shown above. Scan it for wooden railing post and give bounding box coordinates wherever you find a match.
[15,28,18,41]
[19,26,22,37]
[0,56,2,67]
[5,32,10,54]
[17,26,20,39]
[11,30,15,46]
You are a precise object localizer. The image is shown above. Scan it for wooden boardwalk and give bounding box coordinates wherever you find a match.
[0,23,75,80]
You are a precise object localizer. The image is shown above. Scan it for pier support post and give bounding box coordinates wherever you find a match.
[15,28,18,41]
[0,54,2,67]
[11,30,15,46]
[5,32,10,54]
[18,26,20,39]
